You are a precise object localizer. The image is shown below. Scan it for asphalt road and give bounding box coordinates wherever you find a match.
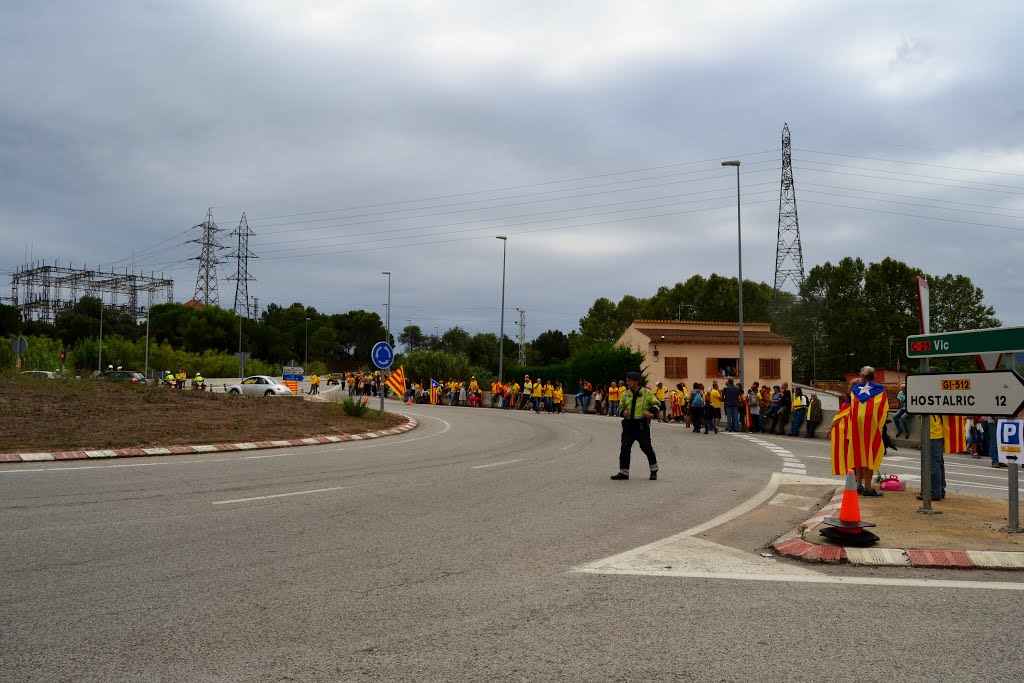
[2,405,1023,682]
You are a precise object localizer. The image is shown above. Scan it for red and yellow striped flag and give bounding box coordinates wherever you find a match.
[830,405,852,476]
[850,382,889,471]
[943,416,967,454]
[384,366,406,397]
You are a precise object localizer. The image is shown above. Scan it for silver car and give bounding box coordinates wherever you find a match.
[227,375,294,397]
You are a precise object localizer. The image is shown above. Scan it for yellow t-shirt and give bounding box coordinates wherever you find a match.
[544,384,554,398]
[608,386,619,401]
[532,383,543,397]
[929,416,944,440]
[710,389,723,408]
[553,388,564,403]
[470,380,479,392]
[655,386,666,401]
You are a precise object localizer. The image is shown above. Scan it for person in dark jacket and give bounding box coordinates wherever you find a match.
[776,383,792,435]
[722,379,743,432]
[806,393,823,438]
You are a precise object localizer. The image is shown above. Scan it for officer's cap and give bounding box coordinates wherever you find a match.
[626,371,642,382]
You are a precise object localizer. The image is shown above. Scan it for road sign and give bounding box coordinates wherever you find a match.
[10,337,27,354]
[905,370,1024,417]
[283,365,304,375]
[371,341,394,369]
[916,276,930,335]
[234,352,252,362]
[906,326,1024,359]
[998,420,1024,465]
[282,374,304,381]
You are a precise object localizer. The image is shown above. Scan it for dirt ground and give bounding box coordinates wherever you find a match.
[835,487,1024,552]
[0,376,405,452]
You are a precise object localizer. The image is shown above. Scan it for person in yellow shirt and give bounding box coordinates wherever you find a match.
[470,376,479,393]
[918,415,947,502]
[543,380,555,413]
[553,382,564,413]
[654,382,667,422]
[709,381,723,433]
[606,381,619,417]
[531,377,544,413]
[309,373,320,395]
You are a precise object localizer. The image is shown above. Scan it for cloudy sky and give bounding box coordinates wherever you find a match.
[2,0,1023,338]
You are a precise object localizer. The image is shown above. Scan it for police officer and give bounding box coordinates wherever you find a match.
[612,371,661,481]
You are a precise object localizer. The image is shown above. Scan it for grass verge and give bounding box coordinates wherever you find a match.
[0,376,406,453]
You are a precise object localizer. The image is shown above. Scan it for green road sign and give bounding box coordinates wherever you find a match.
[906,326,1024,359]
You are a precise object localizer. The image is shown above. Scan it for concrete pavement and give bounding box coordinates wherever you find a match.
[2,406,1023,681]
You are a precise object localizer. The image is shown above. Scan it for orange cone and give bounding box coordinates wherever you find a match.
[406,398,413,405]
[820,470,879,546]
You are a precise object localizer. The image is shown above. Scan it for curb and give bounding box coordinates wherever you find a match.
[0,417,418,464]
[772,489,1024,570]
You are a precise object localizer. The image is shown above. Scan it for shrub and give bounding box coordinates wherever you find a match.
[339,396,370,417]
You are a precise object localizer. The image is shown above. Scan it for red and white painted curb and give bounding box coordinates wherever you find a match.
[0,417,418,464]
[772,489,1024,569]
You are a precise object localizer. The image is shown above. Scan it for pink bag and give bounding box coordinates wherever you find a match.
[879,475,905,491]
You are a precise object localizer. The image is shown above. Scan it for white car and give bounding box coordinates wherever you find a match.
[227,375,294,397]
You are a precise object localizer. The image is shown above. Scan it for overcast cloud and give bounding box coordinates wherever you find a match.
[2,0,1023,337]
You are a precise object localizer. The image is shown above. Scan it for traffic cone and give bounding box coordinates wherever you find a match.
[820,470,879,546]
[406,397,413,405]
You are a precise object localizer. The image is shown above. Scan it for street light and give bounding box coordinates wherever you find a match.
[304,316,310,367]
[721,160,744,388]
[382,271,391,346]
[496,236,508,384]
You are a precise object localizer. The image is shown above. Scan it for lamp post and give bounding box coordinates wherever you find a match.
[382,271,391,346]
[304,316,310,368]
[496,236,508,384]
[721,160,744,388]
[97,299,104,374]
[144,305,151,378]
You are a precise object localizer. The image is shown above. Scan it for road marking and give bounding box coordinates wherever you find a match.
[0,452,294,473]
[576,471,1024,590]
[212,485,353,505]
[559,443,576,451]
[470,459,523,469]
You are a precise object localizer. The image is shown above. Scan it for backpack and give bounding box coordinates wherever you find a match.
[692,392,704,407]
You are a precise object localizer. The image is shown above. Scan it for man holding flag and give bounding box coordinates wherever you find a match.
[430,379,441,405]
[849,366,889,497]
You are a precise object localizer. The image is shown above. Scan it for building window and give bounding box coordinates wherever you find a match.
[760,358,781,379]
[706,357,738,378]
[665,357,687,378]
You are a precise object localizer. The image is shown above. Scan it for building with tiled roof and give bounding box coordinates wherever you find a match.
[615,320,794,388]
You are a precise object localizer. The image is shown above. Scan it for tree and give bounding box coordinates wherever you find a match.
[399,325,428,351]
[531,329,570,365]
[54,296,139,347]
[0,304,22,336]
[440,326,471,355]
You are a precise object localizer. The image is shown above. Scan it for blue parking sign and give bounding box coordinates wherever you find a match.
[997,419,1024,464]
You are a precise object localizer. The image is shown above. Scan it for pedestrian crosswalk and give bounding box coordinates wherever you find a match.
[731,433,807,476]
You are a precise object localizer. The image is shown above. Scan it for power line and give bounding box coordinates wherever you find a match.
[800,198,1024,233]
[246,149,778,223]
[795,148,1024,178]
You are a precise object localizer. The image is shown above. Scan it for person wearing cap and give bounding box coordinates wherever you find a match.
[520,375,533,410]
[611,371,661,481]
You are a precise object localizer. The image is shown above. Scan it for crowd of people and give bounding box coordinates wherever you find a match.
[398,374,827,438]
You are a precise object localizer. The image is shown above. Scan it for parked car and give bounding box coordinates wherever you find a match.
[101,370,148,383]
[19,370,59,379]
[227,376,294,397]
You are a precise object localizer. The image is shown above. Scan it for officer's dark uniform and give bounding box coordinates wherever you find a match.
[613,373,660,480]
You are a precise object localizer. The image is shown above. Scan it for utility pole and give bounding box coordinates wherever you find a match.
[515,308,527,366]
[227,212,257,317]
[496,236,508,383]
[773,123,806,317]
[191,208,225,307]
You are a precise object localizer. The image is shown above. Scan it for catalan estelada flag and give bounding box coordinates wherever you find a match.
[384,366,406,397]
[830,405,852,476]
[849,382,889,471]
[943,416,967,454]
[430,378,441,405]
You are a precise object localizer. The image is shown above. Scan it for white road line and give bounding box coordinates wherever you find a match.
[559,443,576,451]
[212,485,353,505]
[574,568,1024,591]
[0,452,294,473]
[470,459,523,469]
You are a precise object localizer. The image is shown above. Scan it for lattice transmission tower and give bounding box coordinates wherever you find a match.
[515,307,527,365]
[227,212,257,317]
[773,123,806,313]
[190,208,225,306]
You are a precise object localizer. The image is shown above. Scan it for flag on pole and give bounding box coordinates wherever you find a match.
[430,379,441,405]
[385,366,406,397]
[943,416,967,454]
[849,381,889,471]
